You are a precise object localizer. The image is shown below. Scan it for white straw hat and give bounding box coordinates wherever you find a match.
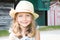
[9,1,39,19]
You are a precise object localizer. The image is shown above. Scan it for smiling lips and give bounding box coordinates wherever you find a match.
[21,22,28,24]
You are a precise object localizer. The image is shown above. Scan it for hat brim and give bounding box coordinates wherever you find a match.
[9,9,39,19]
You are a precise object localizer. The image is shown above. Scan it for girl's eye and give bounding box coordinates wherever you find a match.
[26,15,31,17]
[19,15,22,17]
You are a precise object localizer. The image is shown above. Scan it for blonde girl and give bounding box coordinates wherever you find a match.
[9,1,40,40]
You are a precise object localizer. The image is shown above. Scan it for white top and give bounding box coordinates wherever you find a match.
[9,32,35,40]
[9,26,39,40]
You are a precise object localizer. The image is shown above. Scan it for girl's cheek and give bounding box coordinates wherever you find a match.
[17,18,21,22]
[27,17,32,20]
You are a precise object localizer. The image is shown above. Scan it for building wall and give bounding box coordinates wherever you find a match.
[0,2,14,30]
[48,2,60,26]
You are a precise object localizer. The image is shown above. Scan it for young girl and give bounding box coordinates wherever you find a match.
[9,1,40,40]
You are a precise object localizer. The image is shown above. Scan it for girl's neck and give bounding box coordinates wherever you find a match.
[21,27,27,37]
[22,28,26,32]
[20,26,27,37]
[20,26,27,32]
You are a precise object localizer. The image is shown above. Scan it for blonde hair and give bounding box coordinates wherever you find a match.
[11,13,36,38]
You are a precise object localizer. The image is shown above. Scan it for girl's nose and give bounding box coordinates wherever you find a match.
[23,16,26,21]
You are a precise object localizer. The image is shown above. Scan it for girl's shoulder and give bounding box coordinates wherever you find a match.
[35,26,40,40]
[9,33,35,40]
[8,28,35,40]
[9,28,20,40]
[36,25,40,30]
[8,26,40,40]
[36,25,40,35]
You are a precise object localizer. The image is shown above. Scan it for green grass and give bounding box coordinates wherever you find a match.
[0,30,9,37]
[39,26,60,31]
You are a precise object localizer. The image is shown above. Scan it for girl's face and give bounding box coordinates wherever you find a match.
[16,12,32,28]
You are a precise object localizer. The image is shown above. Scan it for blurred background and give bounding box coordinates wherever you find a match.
[0,0,14,30]
[0,0,60,30]
[0,0,60,40]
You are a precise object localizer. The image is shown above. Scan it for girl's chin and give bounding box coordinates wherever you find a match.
[20,24,29,26]
[21,25,28,27]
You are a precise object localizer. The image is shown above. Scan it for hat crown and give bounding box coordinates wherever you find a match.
[9,1,39,19]
[15,1,34,13]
